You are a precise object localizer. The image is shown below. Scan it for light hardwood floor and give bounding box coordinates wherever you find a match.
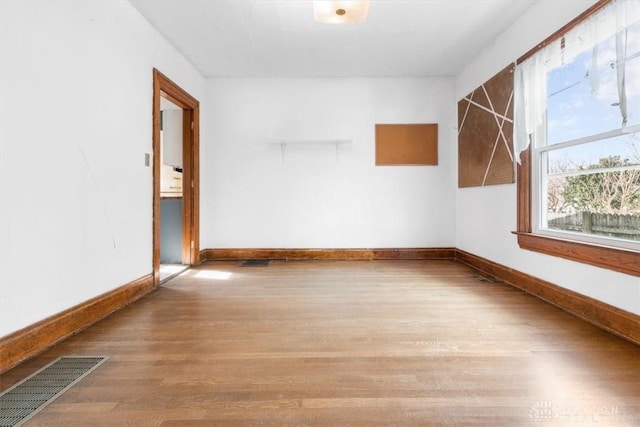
[2,260,639,426]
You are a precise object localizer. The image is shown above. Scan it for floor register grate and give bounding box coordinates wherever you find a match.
[0,356,107,427]
[240,260,272,267]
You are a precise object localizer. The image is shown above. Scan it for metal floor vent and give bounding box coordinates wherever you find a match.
[0,356,107,427]
[240,260,272,267]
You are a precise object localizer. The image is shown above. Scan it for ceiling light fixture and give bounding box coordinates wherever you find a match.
[313,1,371,24]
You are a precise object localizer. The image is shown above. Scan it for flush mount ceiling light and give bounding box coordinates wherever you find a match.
[313,1,371,24]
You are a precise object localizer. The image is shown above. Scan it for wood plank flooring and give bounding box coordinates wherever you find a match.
[1,260,639,426]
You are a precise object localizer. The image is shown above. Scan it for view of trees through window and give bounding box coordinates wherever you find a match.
[541,19,640,243]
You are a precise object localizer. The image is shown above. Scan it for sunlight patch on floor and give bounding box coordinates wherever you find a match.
[194,270,233,280]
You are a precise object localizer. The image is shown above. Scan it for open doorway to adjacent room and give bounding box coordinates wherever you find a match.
[159,97,188,282]
[153,69,200,285]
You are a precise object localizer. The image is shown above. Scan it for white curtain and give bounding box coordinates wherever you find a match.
[514,40,561,161]
[513,0,640,162]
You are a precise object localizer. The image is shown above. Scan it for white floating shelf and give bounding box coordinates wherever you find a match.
[267,138,352,161]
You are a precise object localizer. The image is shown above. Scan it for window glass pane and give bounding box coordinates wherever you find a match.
[542,133,640,241]
[547,21,640,145]
[543,175,640,242]
[547,133,640,174]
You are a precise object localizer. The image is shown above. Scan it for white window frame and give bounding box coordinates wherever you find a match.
[531,122,640,252]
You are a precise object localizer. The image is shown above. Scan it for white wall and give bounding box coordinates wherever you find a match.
[0,1,204,336]
[201,78,455,249]
[455,0,640,315]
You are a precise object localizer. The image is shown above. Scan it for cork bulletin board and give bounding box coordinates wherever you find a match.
[375,124,438,166]
[457,64,515,187]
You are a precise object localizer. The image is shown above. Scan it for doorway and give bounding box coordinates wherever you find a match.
[152,69,200,286]
[159,97,187,281]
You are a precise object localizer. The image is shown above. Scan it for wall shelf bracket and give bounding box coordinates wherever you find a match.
[268,139,352,162]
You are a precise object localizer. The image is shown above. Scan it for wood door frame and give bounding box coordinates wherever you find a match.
[152,69,200,285]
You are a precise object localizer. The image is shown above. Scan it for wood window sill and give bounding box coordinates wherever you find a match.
[513,231,640,277]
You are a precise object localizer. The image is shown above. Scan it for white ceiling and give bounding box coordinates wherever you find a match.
[130,0,536,78]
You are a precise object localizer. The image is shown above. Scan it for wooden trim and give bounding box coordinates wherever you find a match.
[192,103,201,265]
[517,0,610,64]
[516,149,531,233]
[153,69,201,282]
[152,73,161,285]
[455,249,640,346]
[181,108,193,265]
[0,274,154,374]
[201,248,456,261]
[515,232,640,277]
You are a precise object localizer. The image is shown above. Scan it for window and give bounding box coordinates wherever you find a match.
[515,0,640,276]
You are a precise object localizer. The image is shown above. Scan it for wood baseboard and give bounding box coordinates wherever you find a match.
[200,247,456,261]
[0,274,154,374]
[3,248,637,374]
[455,249,640,346]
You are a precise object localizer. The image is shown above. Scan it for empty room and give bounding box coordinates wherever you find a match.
[1,0,639,425]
